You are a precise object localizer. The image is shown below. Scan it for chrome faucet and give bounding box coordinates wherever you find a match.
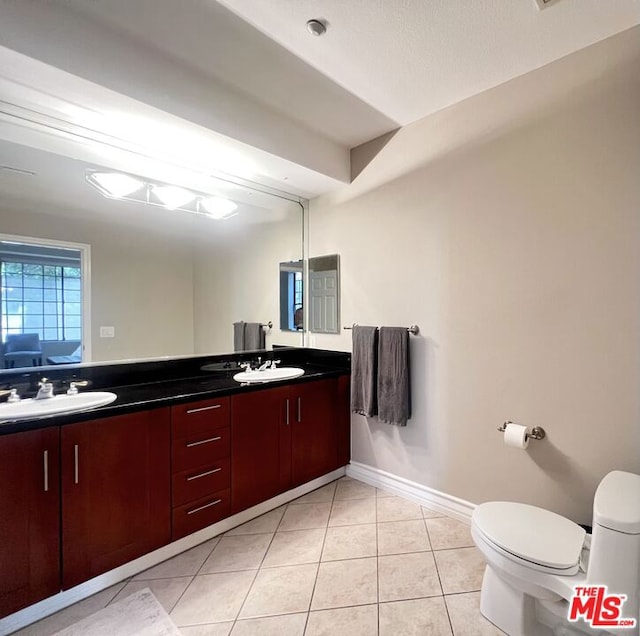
[67,380,89,395]
[257,358,281,371]
[0,388,20,403]
[35,378,54,400]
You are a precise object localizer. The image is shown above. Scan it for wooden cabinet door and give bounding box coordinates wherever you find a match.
[61,409,171,589]
[291,379,338,487]
[0,427,60,618]
[231,386,290,514]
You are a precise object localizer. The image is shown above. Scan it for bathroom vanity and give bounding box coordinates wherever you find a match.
[0,348,350,621]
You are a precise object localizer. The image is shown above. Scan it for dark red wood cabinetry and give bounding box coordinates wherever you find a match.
[0,371,350,620]
[0,428,60,617]
[171,397,231,539]
[290,379,339,487]
[61,409,171,589]
[231,377,350,514]
[231,385,290,513]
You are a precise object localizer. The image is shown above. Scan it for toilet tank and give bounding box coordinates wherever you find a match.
[587,471,640,626]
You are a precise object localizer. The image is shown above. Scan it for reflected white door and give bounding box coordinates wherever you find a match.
[309,270,338,333]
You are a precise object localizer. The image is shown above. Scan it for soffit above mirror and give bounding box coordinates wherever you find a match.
[0,44,346,200]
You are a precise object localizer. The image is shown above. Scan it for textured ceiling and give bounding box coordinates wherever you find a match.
[20,0,640,147]
[0,0,638,199]
[218,0,640,127]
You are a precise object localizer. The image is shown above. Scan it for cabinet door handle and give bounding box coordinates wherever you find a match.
[186,435,222,448]
[43,450,49,492]
[285,398,290,426]
[73,444,79,484]
[297,396,302,423]
[186,467,222,481]
[186,404,222,414]
[187,498,222,515]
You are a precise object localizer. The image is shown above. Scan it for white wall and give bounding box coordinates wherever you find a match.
[309,37,640,523]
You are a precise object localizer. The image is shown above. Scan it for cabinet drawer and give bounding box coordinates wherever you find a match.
[172,398,230,440]
[172,489,230,540]
[172,458,230,507]
[172,426,230,472]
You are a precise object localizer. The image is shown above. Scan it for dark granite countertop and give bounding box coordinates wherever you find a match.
[0,350,351,436]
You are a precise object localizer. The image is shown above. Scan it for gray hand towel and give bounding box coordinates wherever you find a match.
[244,322,265,350]
[233,321,245,352]
[350,326,378,417]
[377,327,411,426]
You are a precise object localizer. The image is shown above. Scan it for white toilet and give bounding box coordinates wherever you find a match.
[471,470,640,636]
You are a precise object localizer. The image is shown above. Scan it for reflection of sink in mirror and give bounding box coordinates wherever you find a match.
[0,392,117,422]
[233,367,304,383]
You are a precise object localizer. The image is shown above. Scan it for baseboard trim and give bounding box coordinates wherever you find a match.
[346,461,475,523]
[0,467,346,636]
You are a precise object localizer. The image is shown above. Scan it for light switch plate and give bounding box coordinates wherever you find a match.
[100,326,115,338]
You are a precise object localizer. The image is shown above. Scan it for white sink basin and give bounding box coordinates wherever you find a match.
[0,392,117,422]
[233,367,304,384]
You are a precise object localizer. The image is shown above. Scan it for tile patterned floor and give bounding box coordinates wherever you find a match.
[15,477,505,635]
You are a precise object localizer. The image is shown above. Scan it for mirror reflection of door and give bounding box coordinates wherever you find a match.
[0,236,89,369]
[279,260,304,331]
[309,254,339,334]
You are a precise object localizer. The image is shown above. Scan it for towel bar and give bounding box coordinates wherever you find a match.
[344,323,419,335]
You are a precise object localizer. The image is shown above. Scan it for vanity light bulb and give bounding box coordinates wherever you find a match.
[89,172,144,198]
[200,196,238,219]
[152,185,196,210]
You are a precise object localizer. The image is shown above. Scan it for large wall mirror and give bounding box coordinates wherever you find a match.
[0,139,305,375]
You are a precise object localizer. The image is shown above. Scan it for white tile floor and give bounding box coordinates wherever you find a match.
[15,477,505,635]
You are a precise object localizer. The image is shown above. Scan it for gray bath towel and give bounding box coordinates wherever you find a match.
[233,321,245,352]
[244,322,265,350]
[351,326,378,417]
[377,327,411,426]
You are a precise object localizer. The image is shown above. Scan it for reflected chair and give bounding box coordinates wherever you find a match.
[2,333,43,368]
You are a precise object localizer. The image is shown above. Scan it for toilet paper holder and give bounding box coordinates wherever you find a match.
[497,421,546,441]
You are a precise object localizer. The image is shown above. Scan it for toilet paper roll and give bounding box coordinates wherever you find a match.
[504,423,529,449]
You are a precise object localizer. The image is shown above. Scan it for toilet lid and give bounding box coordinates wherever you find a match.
[473,502,586,570]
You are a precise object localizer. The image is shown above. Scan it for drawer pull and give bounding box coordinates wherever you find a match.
[186,435,222,448]
[186,467,222,481]
[285,398,290,426]
[186,404,222,414]
[187,498,222,515]
[74,444,79,484]
[43,450,49,492]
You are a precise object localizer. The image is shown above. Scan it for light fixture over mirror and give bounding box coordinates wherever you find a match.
[88,172,144,199]
[86,170,239,220]
[151,184,196,210]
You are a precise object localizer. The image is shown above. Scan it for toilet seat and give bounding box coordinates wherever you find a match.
[473,502,586,575]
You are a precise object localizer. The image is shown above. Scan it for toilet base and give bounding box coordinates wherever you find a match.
[480,566,619,636]
[480,565,552,636]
